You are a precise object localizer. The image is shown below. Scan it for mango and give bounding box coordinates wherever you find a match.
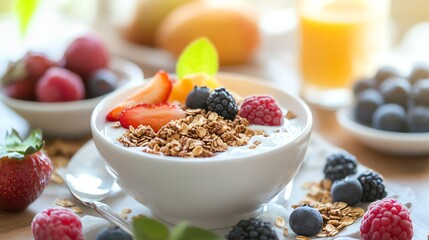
[168,73,221,104]
[122,0,200,46]
[155,1,261,65]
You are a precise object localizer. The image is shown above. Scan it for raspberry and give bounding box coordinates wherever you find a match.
[360,198,413,240]
[206,87,238,120]
[64,34,109,79]
[239,95,283,126]
[323,152,358,182]
[226,218,278,240]
[32,207,84,240]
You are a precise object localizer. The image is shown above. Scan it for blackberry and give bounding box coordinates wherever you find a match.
[226,218,278,240]
[186,86,210,109]
[323,152,357,182]
[357,171,387,202]
[206,87,238,120]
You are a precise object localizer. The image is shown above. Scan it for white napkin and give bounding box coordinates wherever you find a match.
[47,134,414,240]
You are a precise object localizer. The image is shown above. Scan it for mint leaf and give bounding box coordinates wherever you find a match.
[15,0,40,35]
[176,37,218,79]
[133,216,169,240]
[170,222,223,240]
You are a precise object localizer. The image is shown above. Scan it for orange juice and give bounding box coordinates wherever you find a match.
[298,0,390,107]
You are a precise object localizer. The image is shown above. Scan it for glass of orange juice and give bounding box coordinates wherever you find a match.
[298,0,390,108]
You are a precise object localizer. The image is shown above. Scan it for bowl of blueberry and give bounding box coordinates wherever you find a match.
[337,64,429,155]
[0,34,143,138]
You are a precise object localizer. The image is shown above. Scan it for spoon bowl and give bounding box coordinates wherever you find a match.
[66,140,133,236]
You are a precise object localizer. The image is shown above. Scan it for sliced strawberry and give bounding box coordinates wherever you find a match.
[119,103,186,132]
[106,70,173,121]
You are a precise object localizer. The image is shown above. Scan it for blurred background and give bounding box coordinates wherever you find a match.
[0,0,429,94]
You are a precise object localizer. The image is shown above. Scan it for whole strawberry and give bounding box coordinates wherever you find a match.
[0,129,53,210]
[1,52,57,100]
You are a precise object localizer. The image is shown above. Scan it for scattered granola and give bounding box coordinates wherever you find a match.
[286,110,297,120]
[118,109,265,158]
[121,208,132,214]
[131,213,146,220]
[283,228,289,237]
[275,217,285,228]
[51,171,64,184]
[55,198,75,207]
[71,207,83,214]
[294,179,366,237]
[296,236,310,240]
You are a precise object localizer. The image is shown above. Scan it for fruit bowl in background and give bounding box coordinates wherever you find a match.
[0,57,143,138]
[336,106,429,156]
[91,73,312,229]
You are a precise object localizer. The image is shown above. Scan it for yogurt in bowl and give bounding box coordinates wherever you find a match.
[91,73,312,229]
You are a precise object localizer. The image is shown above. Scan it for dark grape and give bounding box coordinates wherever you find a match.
[374,66,401,87]
[372,104,407,132]
[354,89,384,124]
[412,79,429,107]
[408,63,429,85]
[379,77,411,109]
[407,106,429,132]
[87,69,118,98]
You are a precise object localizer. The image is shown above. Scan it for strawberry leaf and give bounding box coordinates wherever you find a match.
[176,37,218,80]
[0,129,44,160]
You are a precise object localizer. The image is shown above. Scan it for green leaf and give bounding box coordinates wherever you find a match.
[133,216,170,240]
[176,37,218,79]
[15,0,40,35]
[0,129,44,160]
[170,222,223,240]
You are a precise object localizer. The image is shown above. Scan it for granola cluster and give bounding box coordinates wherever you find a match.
[117,109,265,158]
[292,179,366,238]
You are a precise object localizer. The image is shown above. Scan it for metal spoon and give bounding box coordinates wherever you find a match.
[65,141,134,236]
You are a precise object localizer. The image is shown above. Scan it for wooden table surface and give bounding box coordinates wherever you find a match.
[1,104,428,239]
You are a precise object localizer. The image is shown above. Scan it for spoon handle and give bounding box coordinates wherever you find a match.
[89,201,134,236]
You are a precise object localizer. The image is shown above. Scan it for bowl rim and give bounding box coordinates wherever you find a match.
[91,72,313,163]
[0,56,144,111]
[336,106,429,141]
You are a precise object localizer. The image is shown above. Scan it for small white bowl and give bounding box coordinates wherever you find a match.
[337,106,429,156]
[0,57,143,139]
[91,74,313,229]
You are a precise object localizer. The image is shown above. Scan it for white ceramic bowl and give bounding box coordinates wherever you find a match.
[337,106,429,156]
[0,57,143,138]
[91,74,313,229]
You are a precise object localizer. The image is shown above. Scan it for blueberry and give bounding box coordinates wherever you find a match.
[412,79,429,107]
[96,226,132,240]
[289,206,323,237]
[354,89,384,124]
[331,177,363,206]
[379,77,411,109]
[374,66,401,87]
[408,63,429,85]
[186,86,210,109]
[87,69,118,98]
[353,77,375,96]
[407,106,429,132]
[372,104,407,132]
